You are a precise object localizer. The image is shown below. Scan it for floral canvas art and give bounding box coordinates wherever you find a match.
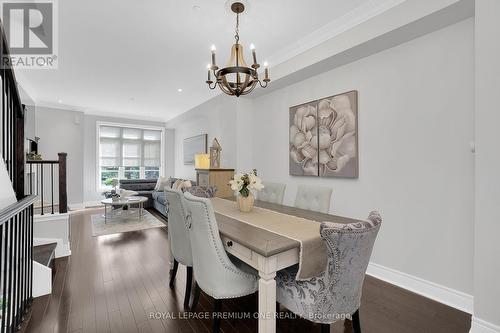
[289,90,358,178]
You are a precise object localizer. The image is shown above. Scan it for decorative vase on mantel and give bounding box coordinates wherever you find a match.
[229,169,264,213]
[237,193,255,212]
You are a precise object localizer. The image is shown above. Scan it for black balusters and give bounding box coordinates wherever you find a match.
[26,157,67,215]
[0,196,36,332]
[51,163,54,214]
[40,164,44,215]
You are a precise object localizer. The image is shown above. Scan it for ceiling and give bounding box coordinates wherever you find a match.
[15,0,395,122]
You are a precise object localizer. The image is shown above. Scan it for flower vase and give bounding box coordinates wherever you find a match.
[237,193,254,212]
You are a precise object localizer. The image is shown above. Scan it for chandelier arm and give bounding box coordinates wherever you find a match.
[205,2,269,96]
[258,80,268,89]
[206,81,218,90]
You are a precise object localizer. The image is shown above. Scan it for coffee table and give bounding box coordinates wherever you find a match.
[100,196,148,223]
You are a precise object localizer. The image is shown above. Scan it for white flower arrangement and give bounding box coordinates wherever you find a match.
[229,169,264,197]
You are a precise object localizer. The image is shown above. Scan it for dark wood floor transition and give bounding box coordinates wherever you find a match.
[25,208,471,333]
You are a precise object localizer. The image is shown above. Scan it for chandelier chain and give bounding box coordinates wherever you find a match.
[234,13,240,43]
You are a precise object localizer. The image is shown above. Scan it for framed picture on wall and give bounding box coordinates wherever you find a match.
[289,90,358,178]
[289,100,319,176]
[183,134,207,165]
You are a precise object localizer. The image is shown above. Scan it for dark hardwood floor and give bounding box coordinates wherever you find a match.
[24,208,471,333]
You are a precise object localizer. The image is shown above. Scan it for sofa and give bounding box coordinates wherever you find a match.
[119,179,157,208]
[119,178,198,219]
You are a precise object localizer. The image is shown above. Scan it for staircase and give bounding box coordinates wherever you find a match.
[0,18,70,331]
[32,243,57,298]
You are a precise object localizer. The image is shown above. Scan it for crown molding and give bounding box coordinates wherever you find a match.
[268,0,407,68]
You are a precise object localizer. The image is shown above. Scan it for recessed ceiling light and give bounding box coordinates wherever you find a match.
[192,5,201,11]
[58,99,63,104]
[177,88,183,92]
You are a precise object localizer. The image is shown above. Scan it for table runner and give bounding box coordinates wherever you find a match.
[211,197,327,280]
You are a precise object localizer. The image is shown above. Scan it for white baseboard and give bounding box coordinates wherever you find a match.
[83,201,104,208]
[68,202,85,210]
[366,262,473,314]
[470,317,500,333]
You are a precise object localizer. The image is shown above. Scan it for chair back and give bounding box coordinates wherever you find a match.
[318,211,382,316]
[258,181,286,204]
[294,185,332,213]
[183,193,257,299]
[164,188,192,267]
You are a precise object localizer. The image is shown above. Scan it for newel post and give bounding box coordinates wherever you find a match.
[58,152,68,213]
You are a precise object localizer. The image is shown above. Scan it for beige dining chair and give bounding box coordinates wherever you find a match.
[257,181,286,204]
[276,211,382,333]
[294,184,332,213]
[183,192,258,333]
[164,188,193,309]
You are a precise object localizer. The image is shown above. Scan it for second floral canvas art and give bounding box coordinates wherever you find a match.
[289,90,358,178]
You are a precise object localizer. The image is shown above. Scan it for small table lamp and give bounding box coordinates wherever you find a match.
[195,154,210,169]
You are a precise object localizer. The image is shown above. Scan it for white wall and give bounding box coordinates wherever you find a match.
[252,19,474,296]
[166,19,475,298]
[166,94,238,180]
[35,107,84,205]
[472,0,500,330]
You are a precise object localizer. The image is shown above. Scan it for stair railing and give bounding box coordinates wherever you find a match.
[0,21,25,200]
[26,153,68,215]
[0,195,36,332]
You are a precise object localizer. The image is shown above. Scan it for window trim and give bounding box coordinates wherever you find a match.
[96,121,165,191]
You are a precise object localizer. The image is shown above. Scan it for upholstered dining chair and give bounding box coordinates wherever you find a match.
[183,192,258,333]
[164,188,193,309]
[294,184,333,213]
[276,211,382,333]
[258,181,286,204]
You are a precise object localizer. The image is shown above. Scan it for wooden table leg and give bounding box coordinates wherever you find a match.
[258,255,278,333]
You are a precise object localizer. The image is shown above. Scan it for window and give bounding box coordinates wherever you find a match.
[98,123,164,188]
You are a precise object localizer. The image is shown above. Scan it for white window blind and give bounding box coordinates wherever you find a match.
[98,124,163,185]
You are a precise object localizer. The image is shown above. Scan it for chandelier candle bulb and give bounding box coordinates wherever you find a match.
[207,64,212,82]
[211,45,217,68]
[264,62,269,81]
[205,2,270,96]
[250,43,257,65]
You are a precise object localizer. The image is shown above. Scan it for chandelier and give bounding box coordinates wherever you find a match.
[206,2,270,97]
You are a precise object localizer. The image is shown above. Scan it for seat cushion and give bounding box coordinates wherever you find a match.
[152,191,166,205]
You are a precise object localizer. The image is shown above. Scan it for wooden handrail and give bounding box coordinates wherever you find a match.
[26,160,60,164]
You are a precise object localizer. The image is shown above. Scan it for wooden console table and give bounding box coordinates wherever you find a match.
[196,168,235,198]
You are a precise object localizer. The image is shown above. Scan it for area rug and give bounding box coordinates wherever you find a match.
[91,210,165,236]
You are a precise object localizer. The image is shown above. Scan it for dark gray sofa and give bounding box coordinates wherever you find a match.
[119,178,197,219]
[119,179,157,208]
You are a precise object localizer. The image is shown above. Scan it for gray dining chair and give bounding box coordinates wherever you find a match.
[294,184,332,213]
[258,181,286,204]
[183,192,258,333]
[276,211,382,333]
[164,188,193,309]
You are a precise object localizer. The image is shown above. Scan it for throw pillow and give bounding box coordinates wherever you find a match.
[172,179,183,190]
[178,180,192,191]
[154,176,172,191]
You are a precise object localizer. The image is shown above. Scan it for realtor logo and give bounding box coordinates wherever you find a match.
[1,0,58,68]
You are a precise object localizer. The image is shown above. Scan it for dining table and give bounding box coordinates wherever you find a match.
[210,197,361,333]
